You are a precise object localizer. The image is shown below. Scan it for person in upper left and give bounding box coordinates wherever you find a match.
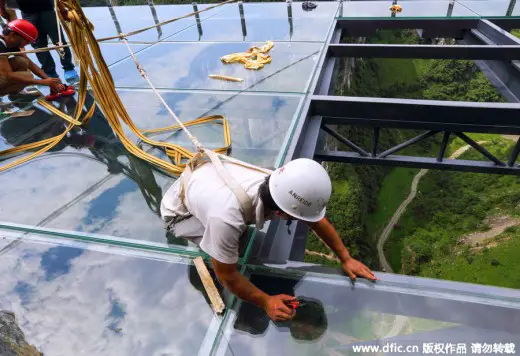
[0,0,79,83]
[0,19,64,100]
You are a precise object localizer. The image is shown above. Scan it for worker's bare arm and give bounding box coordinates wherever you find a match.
[309,217,377,281]
[211,258,268,306]
[211,258,296,321]
[0,0,8,20]
[0,55,11,74]
[309,217,352,262]
[24,54,48,79]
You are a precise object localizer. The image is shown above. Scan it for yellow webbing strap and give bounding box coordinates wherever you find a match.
[60,0,234,176]
[0,0,232,176]
[0,62,95,172]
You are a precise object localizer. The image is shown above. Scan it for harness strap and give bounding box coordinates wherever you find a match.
[178,149,264,224]
[204,148,254,223]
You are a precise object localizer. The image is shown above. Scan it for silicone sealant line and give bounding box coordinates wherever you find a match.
[246,263,520,305]
[0,226,198,266]
[0,220,257,264]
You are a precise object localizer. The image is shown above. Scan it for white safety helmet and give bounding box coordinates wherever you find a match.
[269,158,332,222]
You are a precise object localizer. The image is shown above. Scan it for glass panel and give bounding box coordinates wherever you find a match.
[337,1,479,18]
[0,91,281,253]
[458,1,520,17]
[0,146,178,243]
[215,268,520,355]
[167,2,338,42]
[109,42,322,94]
[83,3,228,43]
[0,93,180,247]
[25,43,147,81]
[0,236,223,355]
[167,18,332,42]
[212,1,340,20]
[0,235,11,250]
[116,89,303,168]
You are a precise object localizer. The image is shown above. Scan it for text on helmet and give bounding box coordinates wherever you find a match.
[288,190,312,207]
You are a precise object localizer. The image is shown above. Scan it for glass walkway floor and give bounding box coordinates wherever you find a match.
[1,230,518,355]
[0,1,519,355]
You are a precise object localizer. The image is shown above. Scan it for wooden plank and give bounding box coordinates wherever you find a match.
[193,256,225,314]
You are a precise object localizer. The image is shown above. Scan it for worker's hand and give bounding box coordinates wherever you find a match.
[52,83,66,92]
[264,294,296,322]
[342,258,377,282]
[40,77,62,87]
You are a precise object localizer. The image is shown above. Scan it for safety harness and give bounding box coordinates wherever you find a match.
[178,148,273,226]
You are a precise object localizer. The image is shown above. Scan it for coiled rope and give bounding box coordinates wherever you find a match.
[1,0,273,180]
[0,0,231,173]
[0,0,271,179]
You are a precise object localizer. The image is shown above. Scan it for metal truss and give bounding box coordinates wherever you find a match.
[263,13,520,262]
[312,96,520,173]
[288,17,520,177]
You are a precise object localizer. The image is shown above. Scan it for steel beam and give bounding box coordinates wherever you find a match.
[378,131,438,158]
[313,96,520,129]
[437,132,451,162]
[371,127,379,157]
[454,132,504,166]
[321,124,370,156]
[475,19,520,46]
[259,21,341,264]
[328,43,520,60]
[460,19,520,103]
[488,18,520,31]
[509,138,520,167]
[315,151,520,175]
[322,116,520,135]
[338,18,479,39]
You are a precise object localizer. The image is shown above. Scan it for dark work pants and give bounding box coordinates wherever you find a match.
[22,10,75,76]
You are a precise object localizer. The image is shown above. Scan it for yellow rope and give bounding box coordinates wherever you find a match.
[0,61,93,171]
[0,0,231,176]
[118,37,272,176]
[0,0,273,178]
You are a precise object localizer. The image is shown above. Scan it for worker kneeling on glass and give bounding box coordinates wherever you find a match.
[0,19,64,100]
[161,158,377,322]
